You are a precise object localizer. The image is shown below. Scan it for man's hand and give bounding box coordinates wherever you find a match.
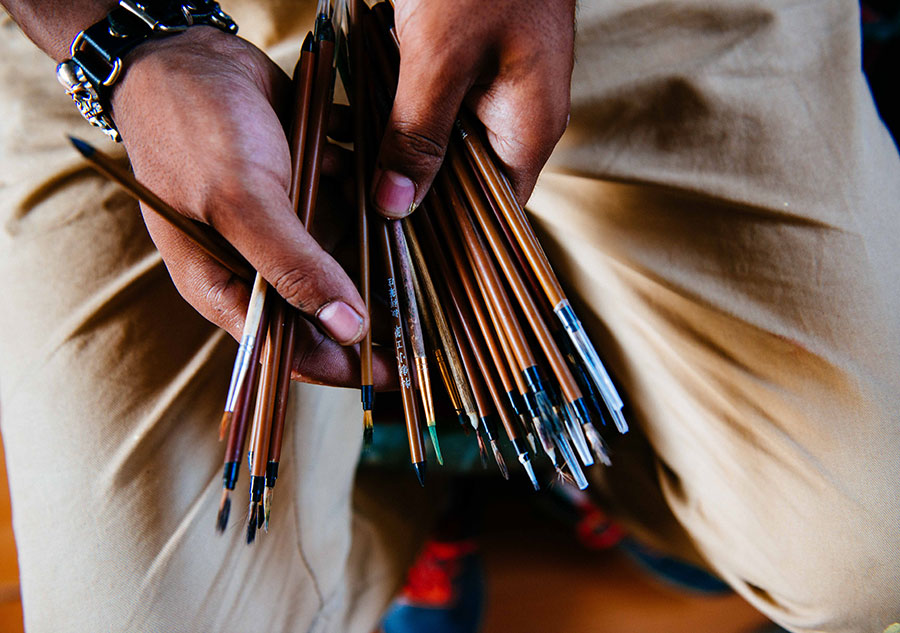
[111,26,393,388]
[372,0,576,218]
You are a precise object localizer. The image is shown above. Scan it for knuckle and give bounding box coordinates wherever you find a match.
[269,264,321,313]
[387,122,447,168]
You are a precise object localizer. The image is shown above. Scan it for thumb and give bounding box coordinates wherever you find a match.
[372,53,470,218]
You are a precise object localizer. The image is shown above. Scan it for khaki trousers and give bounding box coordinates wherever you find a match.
[1,1,898,632]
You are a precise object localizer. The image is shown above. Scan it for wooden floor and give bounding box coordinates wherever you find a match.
[0,439,769,633]
[0,436,23,633]
[479,491,769,633]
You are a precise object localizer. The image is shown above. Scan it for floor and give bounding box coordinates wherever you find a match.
[0,437,23,633]
[0,438,769,633]
[479,487,769,633]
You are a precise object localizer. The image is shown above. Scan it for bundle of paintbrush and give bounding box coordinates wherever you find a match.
[346,0,629,492]
[70,0,631,546]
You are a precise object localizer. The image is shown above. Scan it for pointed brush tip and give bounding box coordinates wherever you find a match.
[302,31,314,50]
[246,505,258,544]
[216,490,231,533]
[428,426,443,466]
[67,135,94,157]
[491,441,509,480]
[522,458,540,491]
[413,461,427,487]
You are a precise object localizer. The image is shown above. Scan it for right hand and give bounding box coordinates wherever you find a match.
[110,26,394,389]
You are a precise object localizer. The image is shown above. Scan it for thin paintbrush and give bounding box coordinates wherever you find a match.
[66,136,272,446]
[299,11,337,228]
[445,141,598,466]
[261,31,317,531]
[68,136,253,280]
[216,307,269,532]
[351,0,375,445]
[456,114,628,435]
[428,186,537,487]
[246,298,285,543]
[388,221,441,464]
[378,219,427,485]
[417,209,504,475]
[404,221,472,430]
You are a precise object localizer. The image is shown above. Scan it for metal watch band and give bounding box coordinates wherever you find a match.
[57,0,238,142]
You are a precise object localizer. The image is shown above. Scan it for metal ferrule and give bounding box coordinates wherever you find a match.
[506,390,522,418]
[360,385,375,412]
[522,365,543,395]
[265,462,279,488]
[572,398,593,427]
[222,461,240,490]
[554,301,628,434]
[553,300,579,333]
[249,475,265,503]
[224,334,254,412]
[479,415,498,442]
[562,401,594,467]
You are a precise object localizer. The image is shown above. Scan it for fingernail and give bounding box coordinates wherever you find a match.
[374,170,416,217]
[317,301,365,344]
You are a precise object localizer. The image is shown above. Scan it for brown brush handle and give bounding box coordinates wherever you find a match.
[378,219,426,465]
[225,308,269,464]
[266,33,317,469]
[438,165,537,374]
[267,309,296,465]
[417,211,494,420]
[429,190,518,398]
[427,194,520,442]
[75,140,254,280]
[446,142,585,404]
[351,1,374,395]
[249,299,285,479]
[456,113,567,308]
[299,36,335,229]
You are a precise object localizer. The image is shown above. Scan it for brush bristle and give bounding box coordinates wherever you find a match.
[491,440,509,480]
[585,423,612,466]
[475,429,488,468]
[246,504,258,544]
[218,411,232,441]
[520,454,540,491]
[428,426,443,465]
[263,488,273,533]
[216,489,231,533]
[363,410,374,446]
[533,417,558,467]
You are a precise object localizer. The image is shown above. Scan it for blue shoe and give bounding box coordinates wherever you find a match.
[380,539,484,633]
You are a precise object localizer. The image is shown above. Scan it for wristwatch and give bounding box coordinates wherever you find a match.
[56,0,238,142]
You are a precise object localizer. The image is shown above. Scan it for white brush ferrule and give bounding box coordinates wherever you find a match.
[224,334,255,412]
[554,300,628,433]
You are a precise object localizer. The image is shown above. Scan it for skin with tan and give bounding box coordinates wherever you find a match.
[1,0,576,389]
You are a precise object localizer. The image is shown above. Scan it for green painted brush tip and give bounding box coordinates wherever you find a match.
[428,426,443,466]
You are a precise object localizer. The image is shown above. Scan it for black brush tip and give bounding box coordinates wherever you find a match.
[67,135,94,157]
[413,461,427,487]
[216,489,231,534]
[302,31,314,51]
[246,504,258,544]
